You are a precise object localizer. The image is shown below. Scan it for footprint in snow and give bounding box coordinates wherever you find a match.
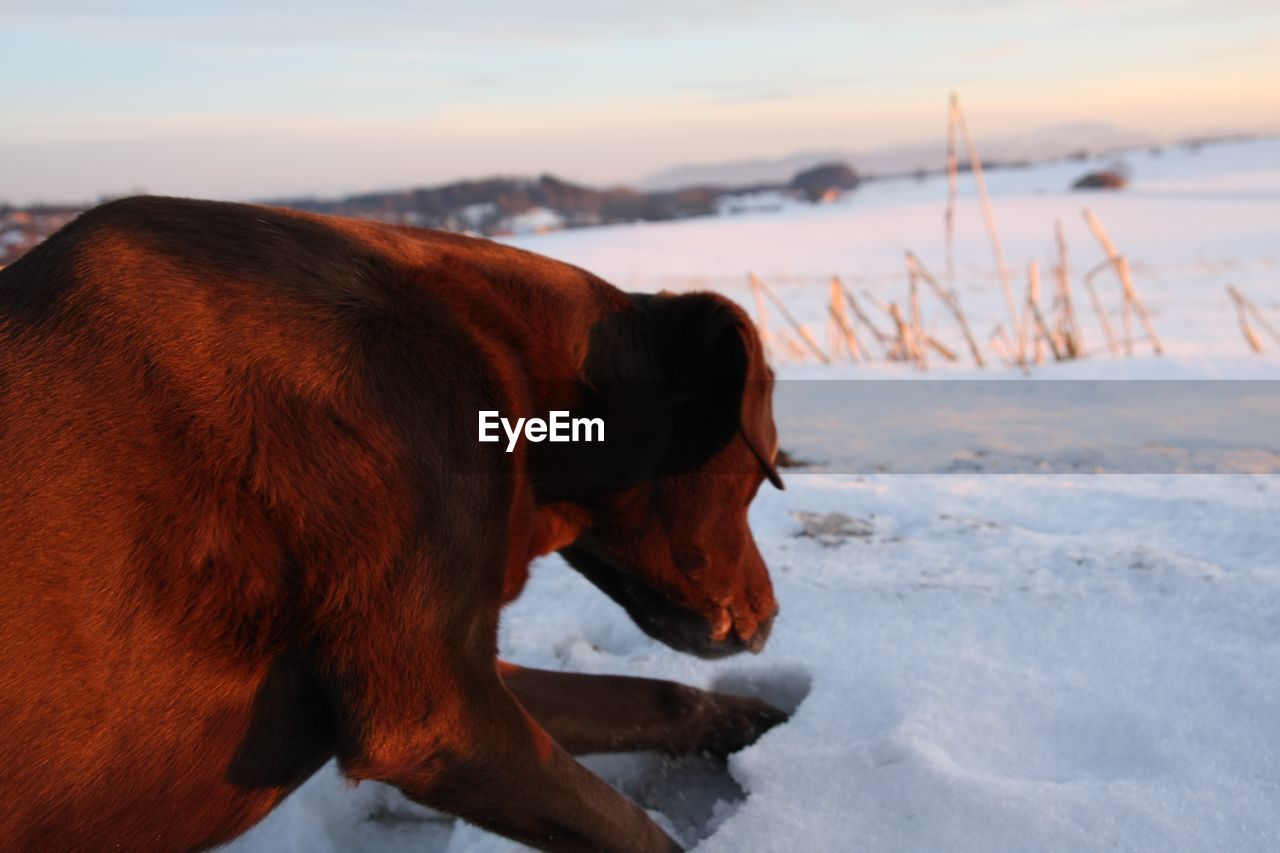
[793,511,875,546]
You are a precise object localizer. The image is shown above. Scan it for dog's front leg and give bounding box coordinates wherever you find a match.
[335,655,679,853]
[501,663,787,758]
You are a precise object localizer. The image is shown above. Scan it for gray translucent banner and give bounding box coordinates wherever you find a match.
[774,380,1280,474]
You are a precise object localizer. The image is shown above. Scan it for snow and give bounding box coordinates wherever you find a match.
[498,206,565,236]
[223,137,1280,852]
[507,137,1280,368]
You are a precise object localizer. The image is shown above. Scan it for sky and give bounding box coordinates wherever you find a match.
[2,0,1277,204]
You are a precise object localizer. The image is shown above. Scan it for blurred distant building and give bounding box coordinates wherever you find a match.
[0,207,82,266]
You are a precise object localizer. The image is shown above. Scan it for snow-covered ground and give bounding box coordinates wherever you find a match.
[511,136,1280,370]
[225,137,1280,852]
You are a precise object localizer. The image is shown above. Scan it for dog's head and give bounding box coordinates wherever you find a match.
[534,291,783,658]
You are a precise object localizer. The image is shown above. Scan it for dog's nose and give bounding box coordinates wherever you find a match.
[743,607,776,654]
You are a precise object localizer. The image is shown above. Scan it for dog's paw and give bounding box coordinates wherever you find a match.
[693,692,789,758]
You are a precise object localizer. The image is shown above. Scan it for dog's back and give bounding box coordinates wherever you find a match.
[0,197,580,848]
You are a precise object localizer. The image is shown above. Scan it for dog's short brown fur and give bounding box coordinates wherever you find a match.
[0,196,784,852]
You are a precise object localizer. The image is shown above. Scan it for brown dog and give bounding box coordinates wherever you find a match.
[0,196,785,852]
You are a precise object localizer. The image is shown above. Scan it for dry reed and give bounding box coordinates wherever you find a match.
[906,251,985,367]
[953,95,1022,362]
[750,273,830,363]
[1082,208,1163,355]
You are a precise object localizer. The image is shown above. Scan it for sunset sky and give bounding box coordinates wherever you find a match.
[2,0,1277,204]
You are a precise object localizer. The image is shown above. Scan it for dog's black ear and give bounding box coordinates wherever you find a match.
[644,292,784,488]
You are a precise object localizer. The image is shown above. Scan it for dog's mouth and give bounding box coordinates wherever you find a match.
[559,541,772,659]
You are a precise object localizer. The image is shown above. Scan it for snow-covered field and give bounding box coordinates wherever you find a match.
[225,138,1280,852]
[512,137,1280,371]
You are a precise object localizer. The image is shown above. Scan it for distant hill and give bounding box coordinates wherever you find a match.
[639,122,1159,189]
[264,122,1160,237]
[267,174,730,236]
[638,149,851,193]
[3,130,1267,266]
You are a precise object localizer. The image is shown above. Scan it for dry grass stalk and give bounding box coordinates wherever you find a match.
[1227,286,1280,347]
[1081,259,1111,281]
[827,307,858,361]
[861,289,895,318]
[1227,287,1264,353]
[842,283,894,356]
[886,302,923,366]
[987,326,1017,368]
[953,95,1022,360]
[1019,277,1036,364]
[927,336,958,361]
[867,293,904,360]
[1026,261,1043,363]
[1054,220,1083,357]
[945,94,960,286]
[750,273,831,363]
[865,292,923,364]
[908,252,986,368]
[1027,260,1063,362]
[1118,257,1135,356]
[907,260,929,370]
[748,274,774,361]
[1081,208,1163,355]
[828,277,863,361]
[1248,303,1280,347]
[775,329,809,361]
[825,297,845,362]
[1082,264,1121,356]
[1227,286,1280,352]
